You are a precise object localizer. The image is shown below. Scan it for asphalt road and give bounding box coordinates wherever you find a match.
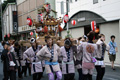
[0,61,120,80]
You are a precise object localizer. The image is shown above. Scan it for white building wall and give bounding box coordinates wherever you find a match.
[61,27,84,39]
[3,13,7,35]
[56,0,120,21]
[3,3,16,36]
[99,22,120,64]
[17,0,26,5]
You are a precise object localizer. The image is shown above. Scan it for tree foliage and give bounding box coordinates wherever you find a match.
[2,0,16,11]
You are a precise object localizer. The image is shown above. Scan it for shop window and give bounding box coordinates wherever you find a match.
[93,0,98,4]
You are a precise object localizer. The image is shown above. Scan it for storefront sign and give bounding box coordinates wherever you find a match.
[78,17,86,22]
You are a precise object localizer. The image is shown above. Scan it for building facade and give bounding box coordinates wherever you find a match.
[2,3,17,40]
[17,0,56,40]
[55,0,120,65]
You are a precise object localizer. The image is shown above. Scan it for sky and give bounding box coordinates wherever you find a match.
[1,0,4,3]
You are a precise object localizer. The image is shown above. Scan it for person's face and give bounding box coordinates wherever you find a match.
[65,45,70,49]
[7,46,11,51]
[111,37,115,42]
[31,42,36,47]
[81,37,85,42]
[47,38,53,46]
[4,44,8,49]
[101,36,105,41]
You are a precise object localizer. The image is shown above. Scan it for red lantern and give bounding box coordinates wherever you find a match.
[95,28,99,33]
[71,20,76,26]
[7,34,10,38]
[30,32,33,36]
[4,35,6,38]
[64,14,69,23]
[58,25,63,32]
[27,18,32,27]
[38,13,43,23]
[44,26,48,33]
[91,21,96,31]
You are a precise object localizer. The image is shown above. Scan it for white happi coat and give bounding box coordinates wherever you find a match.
[23,45,43,74]
[60,46,75,74]
[78,42,98,75]
[37,44,61,74]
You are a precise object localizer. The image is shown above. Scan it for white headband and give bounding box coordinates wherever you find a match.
[30,38,35,43]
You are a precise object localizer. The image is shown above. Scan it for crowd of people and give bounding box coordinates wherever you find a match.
[0,31,118,80]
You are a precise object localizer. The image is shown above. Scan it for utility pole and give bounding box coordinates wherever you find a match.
[66,0,69,36]
[0,0,4,40]
[15,0,18,41]
[66,0,69,13]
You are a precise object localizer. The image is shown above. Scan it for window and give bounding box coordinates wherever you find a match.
[61,1,64,14]
[93,0,98,4]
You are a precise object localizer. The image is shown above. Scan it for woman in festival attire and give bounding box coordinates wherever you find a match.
[36,35,62,80]
[75,47,83,80]
[23,38,43,80]
[12,42,23,78]
[20,45,28,77]
[75,35,87,80]
[77,31,98,80]
[59,38,76,80]
[95,34,109,80]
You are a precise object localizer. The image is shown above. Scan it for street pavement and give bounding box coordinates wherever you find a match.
[0,61,120,80]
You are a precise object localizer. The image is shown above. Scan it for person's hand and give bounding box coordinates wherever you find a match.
[7,52,10,54]
[15,69,18,72]
[35,52,38,55]
[27,58,31,62]
[115,48,118,52]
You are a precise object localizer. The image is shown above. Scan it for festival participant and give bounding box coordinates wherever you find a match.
[21,45,28,77]
[75,47,83,80]
[95,34,109,80]
[23,38,43,80]
[59,38,76,80]
[1,43,18,80]
[77,31,98,80]
[75,35,88,80]
[36,35,62,80]
[1,41,8,80]
[12,42,22,78]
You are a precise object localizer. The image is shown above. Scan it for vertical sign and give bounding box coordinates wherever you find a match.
[13,11,18,32]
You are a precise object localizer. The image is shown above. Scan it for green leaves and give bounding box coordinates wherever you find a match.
[2,0,16,11]
[65,30,72,38]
